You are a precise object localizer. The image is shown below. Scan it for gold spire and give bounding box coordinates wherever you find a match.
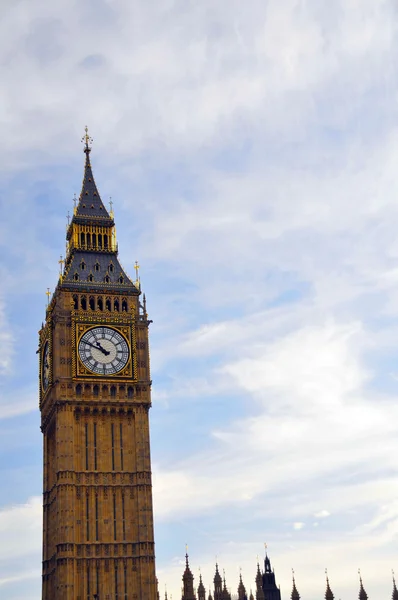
[134,260,141,289]
[58,255,64,275]
[81,125,93,151]
[46,288,51,306]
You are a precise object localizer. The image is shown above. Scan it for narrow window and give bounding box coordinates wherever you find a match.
[85,423,89,470]
[98,234,102,248]
[111,385,116,398]
[86,495,90,541]
[115,563,119,600]
[113,494,117,541]
[76,384,82,397]
[74,273,79,282]
[114,299,119,312]
[97,297,103,311]
[122,493,126,541]
[106,297,111,311]
[81,232,85,246]
[93,385,99,397]
[92,233,97,248]
[111,423,115,471]
[94,423,97,470]
[120,423,124,471]
[122,299,128,312]
[86,233,91,247]
[109,263,114,272]
[96,563,100,597]
[88,274,94,283]
[127,386,133,398]
[95,262,100,272]
[87,562,90,600]
[81,261,86,271]
[104,234,108,248]
[119,276,124,284]
[124,564,128,600]
[89,296,95,309]
[105,275,110,284]
[73,294,78,309]
[81,296,87,310]
[95,495,99,541]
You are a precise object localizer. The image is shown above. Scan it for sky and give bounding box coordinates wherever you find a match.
[0,0,397,598]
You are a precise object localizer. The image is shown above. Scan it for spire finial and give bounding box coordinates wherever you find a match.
[59,255,64,278]
[46,288,51,306]
[134,260,141,289]
[82,126,93,153]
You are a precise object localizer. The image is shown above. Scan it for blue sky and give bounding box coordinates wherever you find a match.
[0,0,397,598]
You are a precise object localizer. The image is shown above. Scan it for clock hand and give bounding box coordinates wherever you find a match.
[84,340,109,356]
[95,341,110,356]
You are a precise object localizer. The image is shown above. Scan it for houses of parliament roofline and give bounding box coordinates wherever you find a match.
[175,550,397,600]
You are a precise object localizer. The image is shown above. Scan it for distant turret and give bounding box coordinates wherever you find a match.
[182,553,196,600]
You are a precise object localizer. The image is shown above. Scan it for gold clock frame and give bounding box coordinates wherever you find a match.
[72,309,137,381]
[39,322,53,403]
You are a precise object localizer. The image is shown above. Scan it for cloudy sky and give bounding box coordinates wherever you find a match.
[0,0,397,598]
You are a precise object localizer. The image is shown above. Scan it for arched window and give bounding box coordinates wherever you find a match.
[97,297,103,311]
[80,261,86,271]
[110,386,116,398]
[122,299,128,312]
[73,295,78,309]
[88,274,94,282]
[106,298,111,311]
[95,262,100,272]
[104,275,110,284]
[127,386,133,398]
[102,385,108,396]
[104,234,108,249]
[73,273,79,282]
[81,296,87,310]
[114,299,119,312]
[109,264,114,273]
[119,276,124,284]
[76,384,82,397]
[86,233,91,247]
[98,234,102,248]
[80,232,85,246]
[89,296,95,310]
[93,385,99,397]
[92,233,97,248]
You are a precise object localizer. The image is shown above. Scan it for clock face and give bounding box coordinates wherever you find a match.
[78,326,130,376]
[42,342,50,391]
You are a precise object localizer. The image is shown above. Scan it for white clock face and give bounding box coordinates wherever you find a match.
[78,326,129,375]
[42,342,50,390]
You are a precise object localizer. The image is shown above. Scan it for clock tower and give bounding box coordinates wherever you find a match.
[39,130,157,600]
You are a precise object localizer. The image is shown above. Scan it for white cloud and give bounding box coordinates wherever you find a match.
[293,522,305,531]
[314,510,330,519]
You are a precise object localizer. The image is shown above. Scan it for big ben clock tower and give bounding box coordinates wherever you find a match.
[39,130,157,600]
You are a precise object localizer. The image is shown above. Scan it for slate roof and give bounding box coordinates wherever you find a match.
[75,145,110,219]
[62,250,137,293]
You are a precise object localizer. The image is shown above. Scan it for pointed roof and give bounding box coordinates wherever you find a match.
[214,563,222,584]
[358,572,368,600]
[198,573,206,598]
[238,572,247,600]
[264,554,272,573]
[291,572,300,600]
[76,127,111,219]
[256,562,262,583]
[325,573,334,600]
[183,553,193,580]
[393,572,398,600]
